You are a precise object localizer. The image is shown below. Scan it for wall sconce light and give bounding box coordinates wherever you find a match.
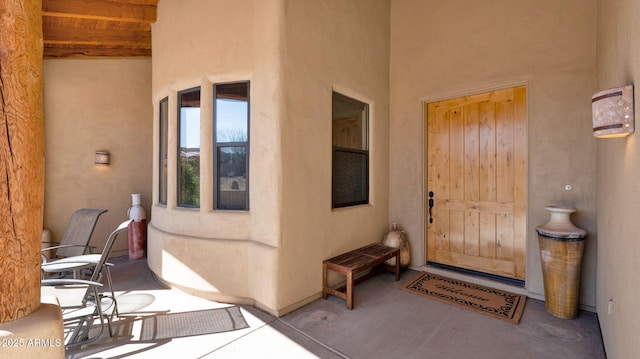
[592,84,634,138]
[94,151,110,165]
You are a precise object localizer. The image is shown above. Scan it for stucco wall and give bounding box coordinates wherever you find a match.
[595,0,640,356]
[150,0,604,317]
[149,0,284,310]
[149,0,389,315]
[43,59,152,257]
[390,0,598,308]
[277,0,390,312]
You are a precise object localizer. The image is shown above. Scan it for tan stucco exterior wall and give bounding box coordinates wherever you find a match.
[276,1,390,312]
[595,0,640,356]
[43,59,153,257]
[389,0,598,308]
[149,0,283,311]
[149,0,389,315]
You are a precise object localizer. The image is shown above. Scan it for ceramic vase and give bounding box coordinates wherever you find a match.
[536,206,587,319]
[127,193,147,260]
[382,223,411,269]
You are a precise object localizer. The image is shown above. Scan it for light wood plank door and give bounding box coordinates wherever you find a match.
[426,86,527,280]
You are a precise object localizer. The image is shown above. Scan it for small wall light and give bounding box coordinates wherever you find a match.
[592,84,634,138]
[94,151,110,165]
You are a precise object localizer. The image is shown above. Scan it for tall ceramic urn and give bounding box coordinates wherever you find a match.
[127,193,147,260]
[536,206,587,319]
[382,223,411,270]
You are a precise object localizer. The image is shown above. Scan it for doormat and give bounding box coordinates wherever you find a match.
[139,306,249,340]
[402,272,527,324]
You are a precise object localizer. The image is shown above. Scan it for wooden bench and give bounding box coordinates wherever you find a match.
[322,243,400,309]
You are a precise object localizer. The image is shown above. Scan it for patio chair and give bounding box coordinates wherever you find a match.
[41,278,112,349]
[41,220,131,348]
[42,208,108,260]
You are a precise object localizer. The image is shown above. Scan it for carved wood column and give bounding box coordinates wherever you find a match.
[0,0,44,323]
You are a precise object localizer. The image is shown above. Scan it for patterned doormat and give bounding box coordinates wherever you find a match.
[402,272,527,324]
[139,306,249,340]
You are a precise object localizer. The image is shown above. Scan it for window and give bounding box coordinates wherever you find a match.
[177,87,201,207]
[159,97,168,205]
[332,92,369,208]
[214,82,249,210]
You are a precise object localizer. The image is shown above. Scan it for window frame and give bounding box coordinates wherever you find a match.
[177,86,201,208]
[158,96,169,205]
[213,81,250,211]
[331,91,370,209]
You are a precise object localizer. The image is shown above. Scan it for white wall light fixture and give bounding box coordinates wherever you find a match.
[94,151,110,165]
[592,84,634,138]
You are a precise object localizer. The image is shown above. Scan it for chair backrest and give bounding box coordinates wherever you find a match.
[89,220,131,283]
[55,208,108,258]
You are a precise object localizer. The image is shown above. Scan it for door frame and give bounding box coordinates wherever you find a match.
[421,82,529,283]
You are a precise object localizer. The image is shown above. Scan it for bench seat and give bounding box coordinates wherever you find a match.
[322,243,400,309]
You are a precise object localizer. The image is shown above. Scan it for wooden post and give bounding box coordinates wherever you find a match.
[0,0,44,323]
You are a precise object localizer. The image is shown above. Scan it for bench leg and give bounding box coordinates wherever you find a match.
[322,263,328,300]
[395,253,400,281]
[346,270,354,310]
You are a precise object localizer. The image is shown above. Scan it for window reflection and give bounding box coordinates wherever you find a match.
[178,88,201,207]
[159,97,168,205]
[215,82,249,210]
[217,146,247,210]
[216,99,248,143]
[332,92,369,208]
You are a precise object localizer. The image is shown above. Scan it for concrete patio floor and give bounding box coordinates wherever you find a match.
[64,256,606,358]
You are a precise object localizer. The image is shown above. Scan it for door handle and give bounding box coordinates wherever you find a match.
[428,191,434,223]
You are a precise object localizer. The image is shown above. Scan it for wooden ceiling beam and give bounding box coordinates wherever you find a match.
[42,15,152,32]
[41,0,157,58]
[43,0,156,24]
[43,47,151,58]
[44,26,150,45]
[44,41,150,49]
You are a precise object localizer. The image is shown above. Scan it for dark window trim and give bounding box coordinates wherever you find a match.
[331,91,370,209]
[213,81,250,211]
[159,96,169,205]
[177,86,201,208]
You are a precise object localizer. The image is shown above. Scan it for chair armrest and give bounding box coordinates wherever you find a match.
[41,245,91,264]
[41,278,103,287]
[42,260,96,273]
[41,241,60,246]
[41,244,88,252]
[41,245,59,254]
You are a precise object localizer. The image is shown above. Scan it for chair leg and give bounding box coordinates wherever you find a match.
[104,312,114,337]
[66,317,88,346]
[95,295,115,338]
[64,296,107,349]
[105,266,118,318]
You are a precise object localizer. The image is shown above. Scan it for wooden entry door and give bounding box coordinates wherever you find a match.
[426,86,527,280]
